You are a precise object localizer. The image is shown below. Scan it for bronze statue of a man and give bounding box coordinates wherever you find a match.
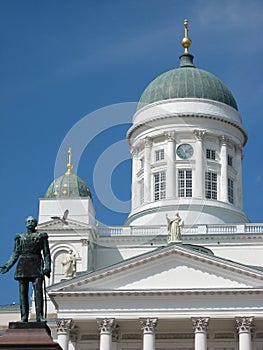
[0,216,51,322]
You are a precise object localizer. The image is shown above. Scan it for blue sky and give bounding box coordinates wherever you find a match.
[1,0,263,305]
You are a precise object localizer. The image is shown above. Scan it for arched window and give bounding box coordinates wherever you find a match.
[52,250,68,284]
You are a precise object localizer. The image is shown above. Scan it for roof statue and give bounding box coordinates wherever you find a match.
[166,212,184,243]
[51,209,69,225]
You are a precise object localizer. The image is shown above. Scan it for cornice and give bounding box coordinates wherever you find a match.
[37,219,94,231]
[96,232,263,246]
[48,288,263,298]
[128,113,247,146]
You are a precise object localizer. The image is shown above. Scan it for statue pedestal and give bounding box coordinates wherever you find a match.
[0,322,62,349]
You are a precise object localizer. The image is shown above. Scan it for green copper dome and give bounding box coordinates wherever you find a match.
[45,173,91,198]
[45,147,92,199]
[137,54,238,111]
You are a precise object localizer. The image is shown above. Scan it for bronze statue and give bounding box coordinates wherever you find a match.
[0,216,51,322]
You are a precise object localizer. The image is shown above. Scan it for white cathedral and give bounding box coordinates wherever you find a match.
[2,20,263,350]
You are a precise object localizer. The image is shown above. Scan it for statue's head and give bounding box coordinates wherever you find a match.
[25,216,37,230]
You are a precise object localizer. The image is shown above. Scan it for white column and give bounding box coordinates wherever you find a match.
[131,147,139,210]
[97,318,115,350]
[220,135,229,202]
[165,132,176,198]
[235,144,243,209]
[140,318,158,350]
[236,317,254,350]
[192,317,209,350]
[143,137,152,203]
[57,318,73,350]
[193,130,206,198]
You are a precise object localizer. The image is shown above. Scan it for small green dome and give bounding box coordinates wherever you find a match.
[45,173,91,198]
[137,54,238,111]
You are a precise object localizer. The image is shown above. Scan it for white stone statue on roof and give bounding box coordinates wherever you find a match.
[166,212,184,243]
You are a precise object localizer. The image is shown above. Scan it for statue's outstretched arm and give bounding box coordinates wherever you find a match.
[0,235,20,274]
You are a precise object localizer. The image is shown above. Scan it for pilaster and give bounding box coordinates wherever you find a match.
[81,238,89,271]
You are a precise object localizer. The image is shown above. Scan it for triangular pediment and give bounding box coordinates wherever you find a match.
[49,244,263,294]
[37,218,91,231]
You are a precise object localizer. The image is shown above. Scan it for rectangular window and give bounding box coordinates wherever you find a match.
[155,149,164,162]
[154,171,166,201]
[140,178,144,204]
[206,149,216,160]
[205,172,217,199]
[228,178,234,204]
[178,170,192,197]
[228,155,233,166]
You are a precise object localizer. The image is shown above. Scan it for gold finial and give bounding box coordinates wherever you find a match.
[65,147,73,175]
[181,19,192,54]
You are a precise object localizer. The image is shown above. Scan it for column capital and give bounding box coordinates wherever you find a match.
[142,137,152,148]
[194,129,206,140]
[131,146,139,156]
[192,317,210,332]
[236,316,254,333]
[56,318,73,334]
[97,318,115,334]
[219,135,231,145]
[140,318,158,333]
[164,131,176,141]
[81,238,89,246]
